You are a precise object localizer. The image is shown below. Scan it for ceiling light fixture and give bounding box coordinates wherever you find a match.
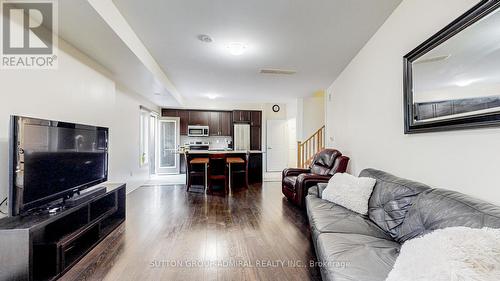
[197,34,213,43]
[455,79,477,87]
[206,93,219,100]
[227,42,247,56]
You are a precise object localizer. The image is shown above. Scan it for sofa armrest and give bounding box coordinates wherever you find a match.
[307,183,329,198]
[337,156,349,173]
[296,174,331,206]
[282,168,310,178]
[317,183,328,198]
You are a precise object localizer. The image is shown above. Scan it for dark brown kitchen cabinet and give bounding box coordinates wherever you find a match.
[220,112,232,136]
[250,125,261,150]
[250,111,262,126]
[162,108,178,117]
[178,110,189,135]
[162,108,259,141]
[209,112,221,136]
[189,111,209,126]
[233,110,251,123]
[209,111,232,136]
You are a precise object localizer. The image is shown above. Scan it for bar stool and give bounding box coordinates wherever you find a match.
[187,157,209,192]
[226,152,250,191]
[208,154,228,194]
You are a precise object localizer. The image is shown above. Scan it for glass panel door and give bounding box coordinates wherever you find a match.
[157,117,180,174]
[149,113,158,175]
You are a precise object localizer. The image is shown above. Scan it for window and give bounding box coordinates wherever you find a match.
[140,108,150,167]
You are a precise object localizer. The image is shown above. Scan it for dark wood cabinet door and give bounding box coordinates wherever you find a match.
[233,110,251,122]
[232,110,241,122]
[250,111,262,126]
[220,112,232,136]
[250,126,261,150]
[178,110,189,135]
[162,109,178,117]
[242,111,251,122]
[189,111,209,126]
[209,112,221,136]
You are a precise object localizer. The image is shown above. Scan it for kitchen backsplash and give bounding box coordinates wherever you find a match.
[181,136,233,150]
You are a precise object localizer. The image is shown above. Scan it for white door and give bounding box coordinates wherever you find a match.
[157,117,180,174]
[266,120,288,172]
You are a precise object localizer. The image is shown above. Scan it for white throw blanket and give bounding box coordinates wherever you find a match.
[386,227,500,281]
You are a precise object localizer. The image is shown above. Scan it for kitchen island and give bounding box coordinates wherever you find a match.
[182,150,263,186]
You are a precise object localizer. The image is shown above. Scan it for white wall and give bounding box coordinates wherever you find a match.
[0,38,159,215]
[298,93,325,141]
[286,100,298,168]
[325,0,500,205]
[302,93,325,140]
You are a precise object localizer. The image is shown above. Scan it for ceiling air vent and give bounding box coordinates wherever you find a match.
[259,68,297,75]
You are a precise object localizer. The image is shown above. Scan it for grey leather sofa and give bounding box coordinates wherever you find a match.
[306,168,500,281]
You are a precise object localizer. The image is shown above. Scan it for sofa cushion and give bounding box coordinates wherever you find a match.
[306,193,392,242]
[359,169,430,240]
[397,188,500,242]
[322,173,376,215]
[316,233,400,281]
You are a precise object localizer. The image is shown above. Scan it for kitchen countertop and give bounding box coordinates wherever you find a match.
[182,150,263,154]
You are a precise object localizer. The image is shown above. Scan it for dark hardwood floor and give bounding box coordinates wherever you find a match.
[59,182,321,281]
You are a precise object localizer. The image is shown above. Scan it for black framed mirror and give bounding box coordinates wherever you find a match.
[404,0,500,134]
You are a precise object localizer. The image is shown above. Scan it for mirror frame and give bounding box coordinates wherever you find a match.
[403,0,500,134]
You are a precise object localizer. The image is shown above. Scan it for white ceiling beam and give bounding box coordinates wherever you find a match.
[87,0,184,105]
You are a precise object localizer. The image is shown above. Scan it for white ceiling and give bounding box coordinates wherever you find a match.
[113,0,402,104]
[57,0,179,107]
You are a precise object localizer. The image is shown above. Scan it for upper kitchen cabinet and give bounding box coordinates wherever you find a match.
[233,110,251,123]
[209,111,232,136]
[189,111,209,126]
[178,110,189,135]
[209,111,221,136]
[162,108,178,117]
[162,108,257,138]
[250,111,262,127]
[220,112,232,136]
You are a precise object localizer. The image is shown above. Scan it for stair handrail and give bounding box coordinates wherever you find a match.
[297,125,325,168]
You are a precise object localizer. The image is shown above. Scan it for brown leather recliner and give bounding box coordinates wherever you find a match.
[282,149,349,207]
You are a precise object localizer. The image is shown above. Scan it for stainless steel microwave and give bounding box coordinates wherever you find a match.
[188,125,209,137]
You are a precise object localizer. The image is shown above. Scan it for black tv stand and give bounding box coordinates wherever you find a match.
[65,186,107,208]
[0,183,126,281]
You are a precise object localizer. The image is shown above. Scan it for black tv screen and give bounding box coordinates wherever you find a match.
[9,116,108,216]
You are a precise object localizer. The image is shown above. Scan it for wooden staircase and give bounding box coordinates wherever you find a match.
[297,126,325,168]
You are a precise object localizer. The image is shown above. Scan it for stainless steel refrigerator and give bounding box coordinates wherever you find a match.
[233,124,250,150]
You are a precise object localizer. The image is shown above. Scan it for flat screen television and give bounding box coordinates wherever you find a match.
[9,116,109,216]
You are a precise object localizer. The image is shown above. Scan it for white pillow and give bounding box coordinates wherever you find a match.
[321,173,376,215]
[386,227,500,281]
